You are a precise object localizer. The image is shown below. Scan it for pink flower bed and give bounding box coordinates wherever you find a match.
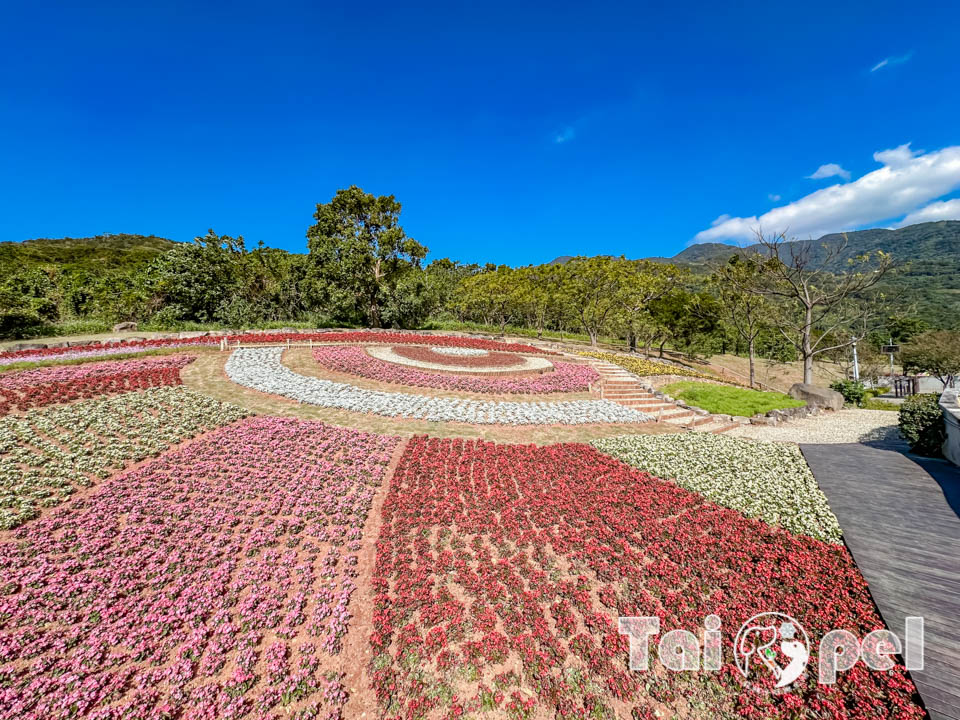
[0,332,557,366]
[312,346,599,394]
[0,355,195,415]
[0,417,397,720]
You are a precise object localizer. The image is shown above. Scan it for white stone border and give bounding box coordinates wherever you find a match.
[226,347,651,426]
[366,345,553,374]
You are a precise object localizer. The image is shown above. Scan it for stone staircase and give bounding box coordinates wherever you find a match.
[589,359,739,433]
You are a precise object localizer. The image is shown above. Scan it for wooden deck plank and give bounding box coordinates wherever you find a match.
[801,443,960,720]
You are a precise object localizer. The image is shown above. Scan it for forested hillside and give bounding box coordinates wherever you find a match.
[2,192,956,350]
[0,234,177,272]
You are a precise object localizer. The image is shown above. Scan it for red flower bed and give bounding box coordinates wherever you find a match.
[0,417,398,720]
[0,355,195,415]
[0,332,557,365]
[391,345,526,368]
[369,437,923,719]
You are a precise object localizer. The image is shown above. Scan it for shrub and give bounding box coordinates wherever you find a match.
[830,379,867,407]
[898,393,946,456]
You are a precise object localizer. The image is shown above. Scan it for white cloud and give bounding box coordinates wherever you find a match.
[808,163,851,181]
[768,193,781,202]
[554,127,575,144]
[870,52,913,73]
[894,198,960,227]
[693,143,960,243]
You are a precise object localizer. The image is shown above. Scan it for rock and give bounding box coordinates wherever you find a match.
[11,342,47,351]
[278,327,297,333]
[112,322,137,332]
[122,336,145,343]
[47,342,69,348]
[178,331,210,338]
[750,416,778,426]
[788,383,843,411]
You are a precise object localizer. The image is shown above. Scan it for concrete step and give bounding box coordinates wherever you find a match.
[619,401,677,411]
[693,421,740,434]
[602,391,655,399]
[657,409,696,422]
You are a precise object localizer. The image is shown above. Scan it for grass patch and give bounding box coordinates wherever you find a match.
[862,397,900,411]
[661,380,804,416]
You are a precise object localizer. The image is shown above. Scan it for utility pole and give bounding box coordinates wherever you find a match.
[852,339,860,382]
[888,336,895,382]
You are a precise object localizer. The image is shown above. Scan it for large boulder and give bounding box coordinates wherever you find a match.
[788,383,843,411]
[112,322,137,332]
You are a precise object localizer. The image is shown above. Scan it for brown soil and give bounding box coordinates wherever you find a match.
[339,438,409,718]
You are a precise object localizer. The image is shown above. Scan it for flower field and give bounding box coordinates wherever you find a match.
[227,347,648,425]
[579,351,716,379]
[591,433,842,542]
[0,355,195,415]
[0,386,247,529]
[312,346,598,394]
[0,417,397,720]
[369,437,921,719]
[0,331,556,366]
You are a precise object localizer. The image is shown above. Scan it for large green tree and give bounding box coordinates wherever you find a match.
[307,186,427,327]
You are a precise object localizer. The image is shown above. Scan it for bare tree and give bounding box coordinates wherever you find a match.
[743,229,892,385]
[701,256,770,388]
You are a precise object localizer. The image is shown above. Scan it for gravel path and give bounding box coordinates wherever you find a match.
[727,408,906,448]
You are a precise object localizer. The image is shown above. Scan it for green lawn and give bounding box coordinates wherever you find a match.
[661,380,805,416]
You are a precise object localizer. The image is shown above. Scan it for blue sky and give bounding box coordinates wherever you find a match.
[2,1,958,265]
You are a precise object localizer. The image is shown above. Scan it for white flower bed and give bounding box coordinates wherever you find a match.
[431,346,489,357]
[366,345,553,374]
[592,433,842,543]
[226,347,651,426]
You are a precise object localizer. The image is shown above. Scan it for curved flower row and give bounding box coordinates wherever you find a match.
[369,436,922,719]
[0,417,397,720]
[0,386,248,529]
[0,331,556,366]
[592,433,842,543]
[227,348,648,425]
[0,355,196,415]
[313,346,598,394]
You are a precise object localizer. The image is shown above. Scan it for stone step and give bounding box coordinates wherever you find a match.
[602,391,655,399]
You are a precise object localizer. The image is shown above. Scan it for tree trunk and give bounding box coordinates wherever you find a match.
[748,336,756,389]
[658,341,666,359]
[589,329,598,346]
[802,305,814,384]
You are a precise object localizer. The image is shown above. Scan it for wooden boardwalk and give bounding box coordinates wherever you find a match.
[801,444,960,720]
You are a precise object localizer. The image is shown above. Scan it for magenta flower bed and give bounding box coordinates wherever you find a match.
[312,346,599,394]
[0,416,397,720]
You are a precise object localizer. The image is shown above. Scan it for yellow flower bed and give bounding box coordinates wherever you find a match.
[578,351,715,379]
